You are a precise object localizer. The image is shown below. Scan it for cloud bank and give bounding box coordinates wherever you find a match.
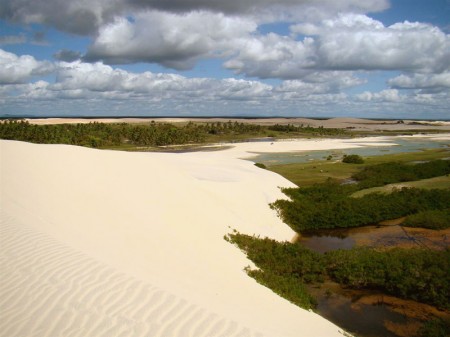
[0,0,390,35]
[0,0,449,118]
[2,49,449,118]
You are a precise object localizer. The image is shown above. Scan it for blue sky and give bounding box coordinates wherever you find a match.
[0,0,449,118]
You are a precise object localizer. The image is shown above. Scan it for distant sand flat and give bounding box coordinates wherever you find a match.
[24,117,450,131]
[0,137,417,337]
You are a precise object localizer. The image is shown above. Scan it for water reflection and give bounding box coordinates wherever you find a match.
[296,223,450,253]
[297,223,450,336]
[297,234,355,253]
[308,283,430,337]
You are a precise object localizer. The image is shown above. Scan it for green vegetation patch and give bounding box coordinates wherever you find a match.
[352,160,450,189]
[267,124,346,137]
[0,119,352,150]
[246,270,317,309]
[254,163,267,169]
[272,182,450,231]
[226,233,324,309]
[269,161,361,187]
[403,209,450,230]
[418,318,450,337]
[268,149,450,187]
[326,247,450,309]
[0,120,206,148]
[351,175,450,198]
[227,233,450,310]
[270,159,450,232]
[343,154,364,164]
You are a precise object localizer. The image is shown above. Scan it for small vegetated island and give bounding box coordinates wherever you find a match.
[228,154,450,337]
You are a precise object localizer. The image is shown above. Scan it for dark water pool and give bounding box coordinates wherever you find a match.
[297,234,355,253]
[297,223,449,336]
[308,284,415,337]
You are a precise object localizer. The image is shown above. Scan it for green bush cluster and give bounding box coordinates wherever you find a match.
[418,318,450,337]
[0,119,348,148]
[229,159,450,332]
[227,233,450,310]
[0,120,206,147]
[247,270,317,309]
[353,160,450,189]
[227,234,325,283]
[403,209,450,230]
[227,233,324,309]
[272,182,450,231]
[326,248,450,309]
[268,123,346,136]
[342,154,364,164]
[254,163,267,169]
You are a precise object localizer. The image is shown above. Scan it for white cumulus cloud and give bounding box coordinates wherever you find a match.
[85,11,257,70]
[388,73,450,92]
[356,89,402,102]
[0,49,54,84]
[0,0,389,35]
[227,14,450,79]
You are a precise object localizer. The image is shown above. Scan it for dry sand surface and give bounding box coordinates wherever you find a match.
[0,136,425,337]
[25,117,450,131]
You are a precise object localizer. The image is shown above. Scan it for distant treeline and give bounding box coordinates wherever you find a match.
[0,120,347,148]
[0,120,232,147]
[267,123,346,136]
[227,233,450,311]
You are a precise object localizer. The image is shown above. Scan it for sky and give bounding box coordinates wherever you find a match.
[0,0,449,119]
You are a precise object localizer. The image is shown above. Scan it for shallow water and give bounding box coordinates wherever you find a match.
[297,223,450,253]
[260,135,450,336]
[299,223,450,337]
[307,282,447,337]
[250,137,450,165]
[296,234,355,253]
[309,285,406,337]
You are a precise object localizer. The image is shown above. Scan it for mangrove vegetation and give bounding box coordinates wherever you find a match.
[230,155,450,336]
[227,233,450,311]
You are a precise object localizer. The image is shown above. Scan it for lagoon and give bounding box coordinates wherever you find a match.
[249,136,449,165]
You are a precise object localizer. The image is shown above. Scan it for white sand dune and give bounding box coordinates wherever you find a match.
[0,137,393,337]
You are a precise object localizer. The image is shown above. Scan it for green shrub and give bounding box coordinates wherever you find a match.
[227,232,450,311]
[255,163,267,169]
[342,154,364,164]
[325,248,450,309]
[227,233,325,309]
[418,318,450,337]
[403,209,450,229]
[272,186,450,231]
[247,270,317,309]
[353,160,450,189]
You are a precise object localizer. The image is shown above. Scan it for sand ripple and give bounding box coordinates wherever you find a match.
[0,211,264,337]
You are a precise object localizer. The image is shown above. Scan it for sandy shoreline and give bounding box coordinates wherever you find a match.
[1,135,448,336]
[23,116,450,131]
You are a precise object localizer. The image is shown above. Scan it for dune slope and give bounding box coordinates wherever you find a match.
[1,140,345,337]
